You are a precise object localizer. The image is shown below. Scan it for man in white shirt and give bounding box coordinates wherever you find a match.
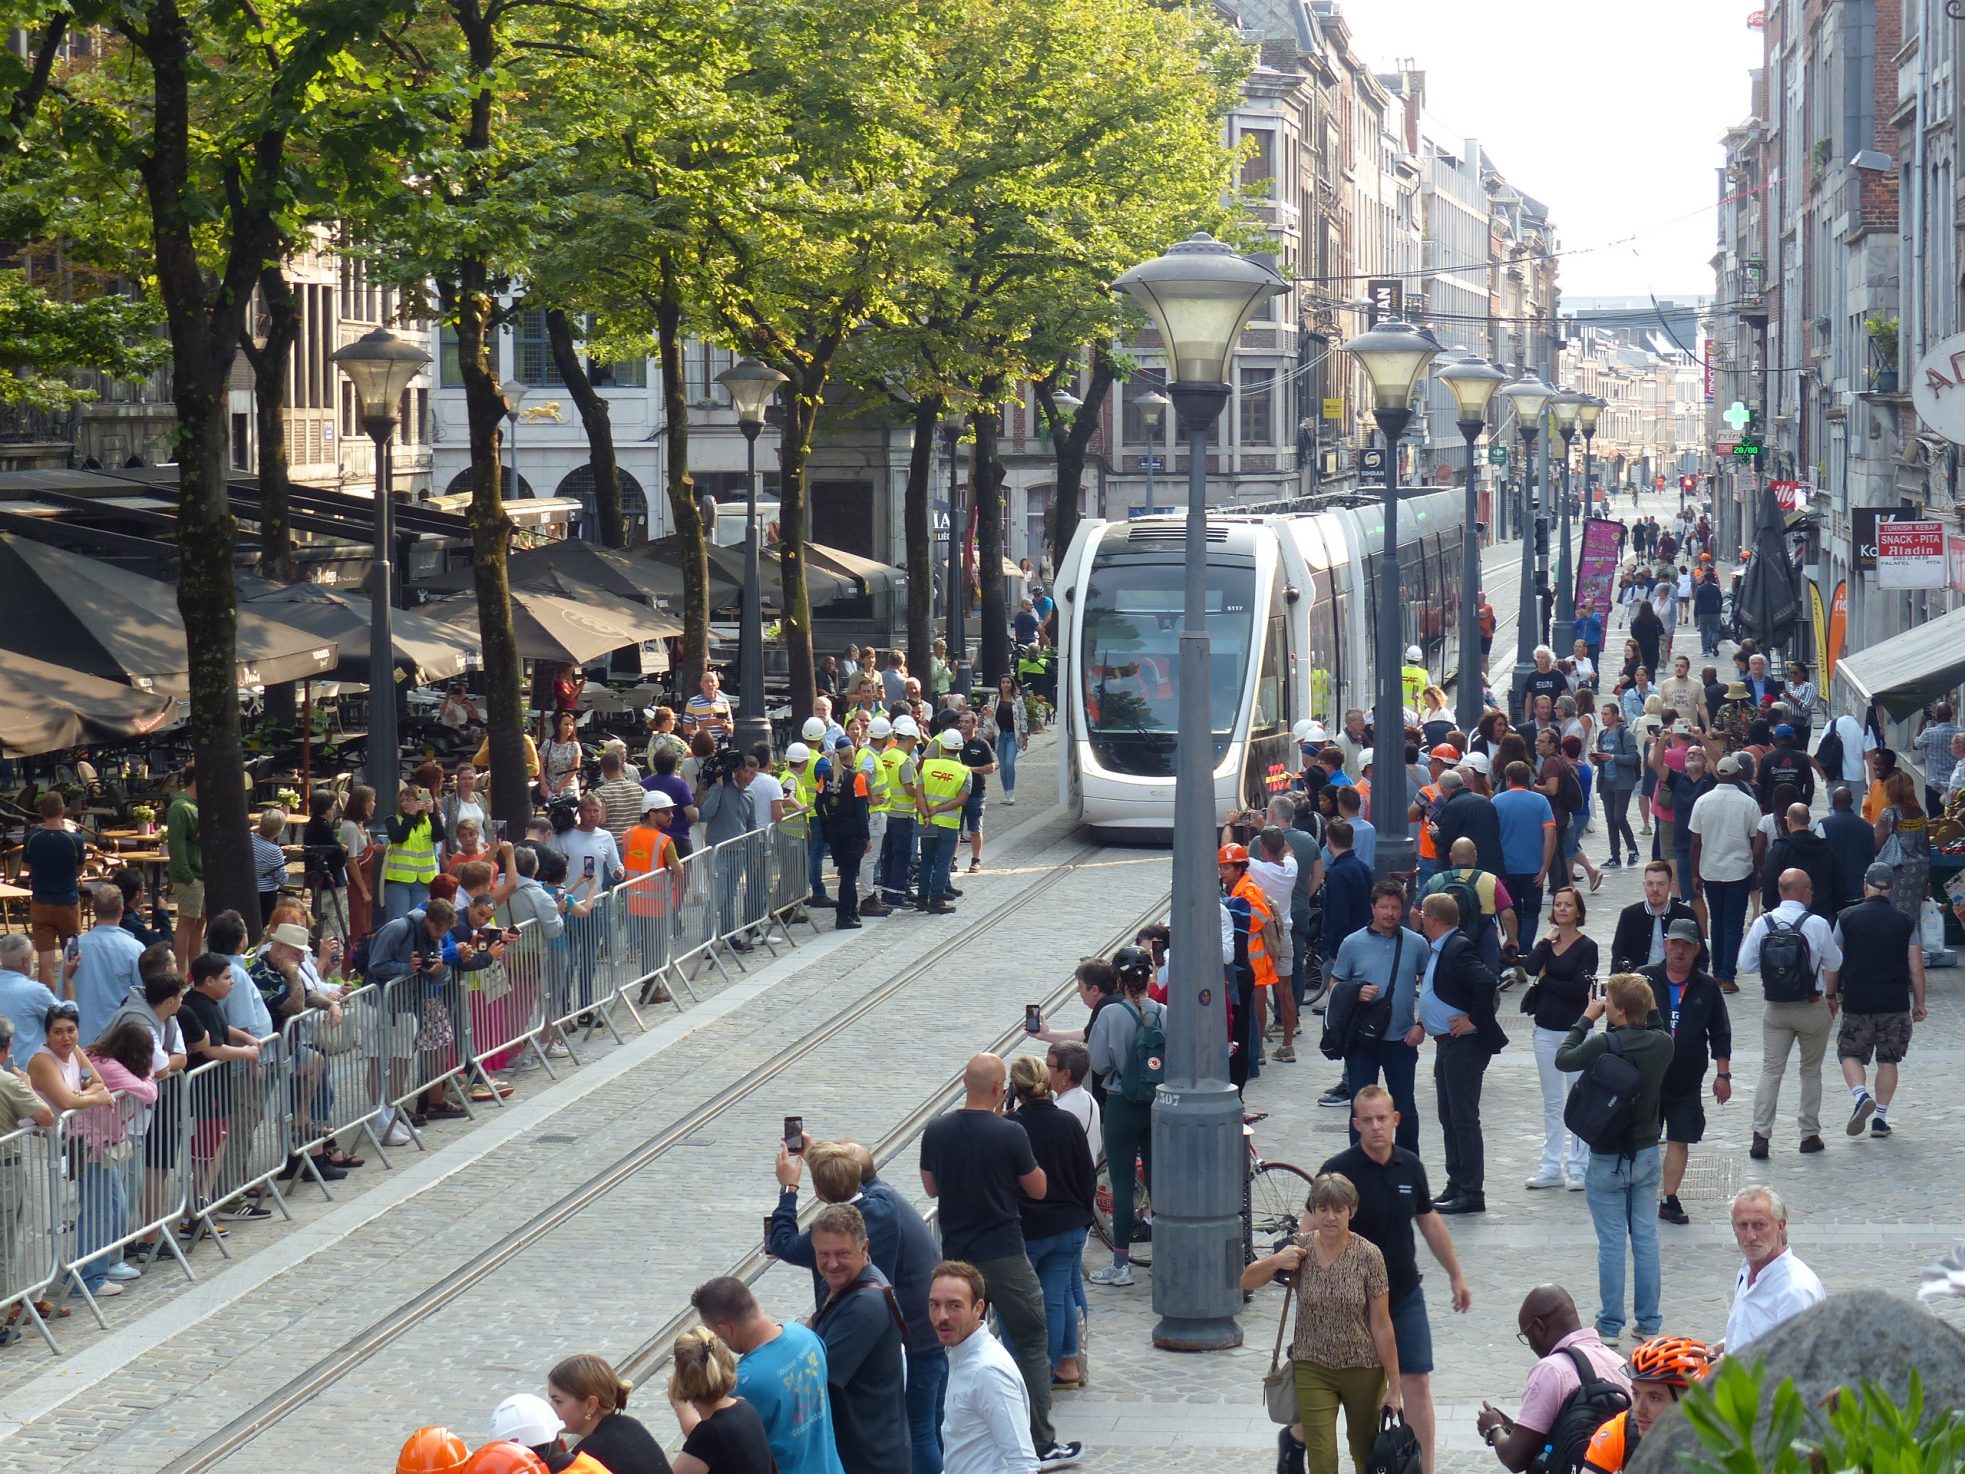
[1716,1185,1825,1358]
[932,1261,1044,1474]
[1686,754,1766,987]
[1246,826,1298,920]
[1737,868,1841,1159]
[1826,707,1873,787]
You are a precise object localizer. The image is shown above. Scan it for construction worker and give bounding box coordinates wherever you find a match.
[1220,842,1280,1090]
[857,713,894,916]
[1582,1337,1713,1473]
[877,714,922,909]
[916,728,971,914]
[379,783,441,923]
[1401,644,1430,711]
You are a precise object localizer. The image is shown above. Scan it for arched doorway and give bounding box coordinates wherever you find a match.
[443,467,536,498]
[556,463,649,543]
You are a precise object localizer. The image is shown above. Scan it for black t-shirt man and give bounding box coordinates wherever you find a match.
[959,735,995,801]
[178,988,236,1113]
[1318,1142,1434,1305]
[920,1108,1037,1261]
[1522,668,1568,721]
[1832,896,1916,1014]
[22,826,86,906]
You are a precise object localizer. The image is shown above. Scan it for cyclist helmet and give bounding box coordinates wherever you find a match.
[1112,946,1154,989]
[1626,1335,1712,1388]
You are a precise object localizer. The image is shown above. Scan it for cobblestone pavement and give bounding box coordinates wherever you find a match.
[8,492,1965,1474]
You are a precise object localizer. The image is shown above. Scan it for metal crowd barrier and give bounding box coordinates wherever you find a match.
[0,818,824,1355]
[0,1122,62,1352]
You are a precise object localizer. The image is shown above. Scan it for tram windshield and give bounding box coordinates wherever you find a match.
[1078,556,1255,776]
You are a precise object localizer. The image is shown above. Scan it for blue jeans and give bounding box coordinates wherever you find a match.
[383,880,427,924]
[807,830,829,899]
[917,825,958,901]
[566,907,602,1009]
[1584,1146,1662,1339]
[998,733,1019,796]
[906,1345,949,1474]
[1704,876,1753,981]
[1024,1225,1089,1366]
[1345,1039,1421,1154]
[1674,846,1696,902]
[76,1161,127,1293]
[879,815,916,900]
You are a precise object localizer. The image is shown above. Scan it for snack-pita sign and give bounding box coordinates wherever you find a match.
[1876,519,1947,589]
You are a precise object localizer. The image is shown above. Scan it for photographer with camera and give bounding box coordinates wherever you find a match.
[698,743,757,951]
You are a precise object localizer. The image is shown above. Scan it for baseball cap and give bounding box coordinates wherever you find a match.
[938,728,963,751]
[1665,917,1703,945]
[640,789,674,813]
[833,733,854,750]
[1774,723,1796,739]
[1864,861,1896,891]
[1716,754,1741,776]
[1429,744,1461,762]
[785,741,812,763]
[869,716,893,739]
[1460,751,1492,775]
[801,717,826,741]
[892,715,920,739]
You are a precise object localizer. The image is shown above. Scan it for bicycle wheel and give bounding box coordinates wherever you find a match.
[1091,1154,1152,1262]
[1247,1159,1312,1259]
[1299,948,1329,1011]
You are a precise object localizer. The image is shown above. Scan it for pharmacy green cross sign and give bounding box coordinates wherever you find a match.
[1722,401,1752,432]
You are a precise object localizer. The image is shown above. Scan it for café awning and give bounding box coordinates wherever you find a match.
[1836,602,1965,719]
[0,653,179,757]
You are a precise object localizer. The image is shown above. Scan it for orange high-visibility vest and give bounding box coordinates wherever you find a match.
[1230,874,1280,990]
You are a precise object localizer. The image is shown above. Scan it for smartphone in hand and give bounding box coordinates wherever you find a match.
[783,1115,804,1155]
[1025,1004,1042,1034]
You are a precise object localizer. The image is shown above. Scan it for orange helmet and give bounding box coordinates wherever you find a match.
[1217,843,1249,866]
[461,1442,550,1474]
[397,1428,470,1474]
[1626,1335,1712,1388]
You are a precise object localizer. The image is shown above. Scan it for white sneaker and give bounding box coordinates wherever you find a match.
[1524,1173,1564,1190]
[1088,1263,1135,1287]
[1567,1176,1587,1191]
[105,1260,142,1282]
[382,1122,414,1147]
[74,1280,122,1298]
[545,1041,572,1060]
[513,1053,543,1072]
[1004,795,1016,806]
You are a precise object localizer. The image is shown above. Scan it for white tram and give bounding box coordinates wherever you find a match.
[1053,491,1466,833]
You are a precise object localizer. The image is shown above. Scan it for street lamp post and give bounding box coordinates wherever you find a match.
[1342,321,1441,881]
[1499,374,1555,716]
[1549,390,1584,656]
[1438,356,1507,735]
[1115,233,1287,1352]
[717,357,789,752]
[330,327,432,840]
[941,410,970,697]
[1137,388,1170,511]
[501,381,530,508]
[1577,396,1604,526]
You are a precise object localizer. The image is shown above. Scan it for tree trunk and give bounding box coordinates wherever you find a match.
[545,307,624,547]
[777,377,819,722]
[973,390,1009,685]
[245,263,300,582]
[656,266,709,693]
[1045,344,1116,563]
[134,0,262,922]
[903,396,939,678]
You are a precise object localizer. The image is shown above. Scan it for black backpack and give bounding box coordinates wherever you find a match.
[1555,761,1583,817]
[1758,914,1815,1002]
[1562,1030,1643,1152]
[1530,1348,1633,1474]
[1814,724,1844,782]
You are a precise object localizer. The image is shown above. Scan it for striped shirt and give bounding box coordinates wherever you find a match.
[683,692,732,739]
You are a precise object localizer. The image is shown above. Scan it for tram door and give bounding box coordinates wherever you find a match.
[1241,594,1293,812]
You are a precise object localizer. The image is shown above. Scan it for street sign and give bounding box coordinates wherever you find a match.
[1877,519,1948,588]
[1715,437,1739,455]
[1488,445,1508,466]
[1366,280,1402,325]
[1321,397,1343,421]
[1912,330,1965,443]
[1136,456,1165,471]
[1770,479,1804,510]
[1360,447,1387,474]
[1732,436,1762,459]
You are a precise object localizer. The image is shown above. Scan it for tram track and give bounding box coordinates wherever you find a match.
[155,838,1160,1474]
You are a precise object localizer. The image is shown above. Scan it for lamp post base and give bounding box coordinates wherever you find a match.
[733,715,772,754]
[1150,1081,1247,1352]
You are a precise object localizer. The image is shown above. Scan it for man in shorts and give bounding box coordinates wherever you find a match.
[166,764,205,976]
[1825,863,1925,1140]
[1637,918,1731,1224]
[22,792,86,986]
[956,708,997,875]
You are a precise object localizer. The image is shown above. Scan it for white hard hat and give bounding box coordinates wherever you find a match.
[801,717,826,741]
[869,716,893,739]
[892,715,920,739]
[489,1392,560,1449]
[786,742,812,763]
[640,789,674,813]
[1291,719,1315,743]
[1406,645,1423,664]
[1301,721,1329,744]
[938,728,964,751]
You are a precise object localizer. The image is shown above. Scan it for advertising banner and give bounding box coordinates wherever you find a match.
[1876,519,1947,589]
[1828,580,1847,683]
[1573,517,1625,620]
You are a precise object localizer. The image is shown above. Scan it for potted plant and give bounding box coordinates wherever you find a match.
[130,803,157,837]
[275,787,302,813]
[1867,313,1901,392]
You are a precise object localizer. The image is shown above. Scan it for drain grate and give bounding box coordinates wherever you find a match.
[1676,1152,1741,1203]
[531,1133,580,1146]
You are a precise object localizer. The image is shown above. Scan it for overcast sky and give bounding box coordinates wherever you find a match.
[1337,1,1766,301]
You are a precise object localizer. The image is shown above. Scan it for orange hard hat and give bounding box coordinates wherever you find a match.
[397,1428,470,1474]
[460,1442,551,1474]
[1218,843,1249,865]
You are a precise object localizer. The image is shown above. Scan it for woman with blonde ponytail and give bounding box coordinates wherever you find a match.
[667,1327,774,1474]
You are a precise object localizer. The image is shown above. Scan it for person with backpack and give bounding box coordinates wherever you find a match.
[1737,868,1842,1160]
[1554,974,1673,1346]
[1473,1285,1631,1474]
[1419,836,1515,977]
[1636,920,1732,1227]
[1087,950,1165,1289]
[1314,820,1374,1108]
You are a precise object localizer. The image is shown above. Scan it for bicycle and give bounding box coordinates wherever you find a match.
[1090,1114,1312,1267]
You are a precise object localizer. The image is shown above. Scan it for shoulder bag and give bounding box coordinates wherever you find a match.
[1263,1278,1299,1423]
